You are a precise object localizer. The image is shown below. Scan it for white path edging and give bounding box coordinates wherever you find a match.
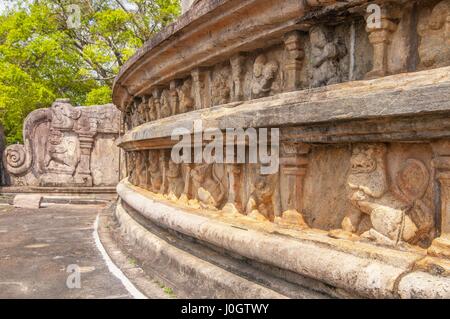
[93,214,147,299]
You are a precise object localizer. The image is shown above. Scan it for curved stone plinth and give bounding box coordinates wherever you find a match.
[117,180,450,298]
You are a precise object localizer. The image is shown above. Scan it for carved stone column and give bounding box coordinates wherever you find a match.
[429,140,450,259]
[365,3,401,79]
[284,31,304,91]
[280,142,310,213]
[74,133,95,186]
[230,54,246,102]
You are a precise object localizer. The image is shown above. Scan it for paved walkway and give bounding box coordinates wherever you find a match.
[0,204,132,299]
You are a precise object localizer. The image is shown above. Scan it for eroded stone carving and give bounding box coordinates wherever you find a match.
[211,66,231,106]
[191,163,226,208]
[310,25,347,88]
[246,174,278,222]
[418,0,450,69]
[166,159,185,198]
[147,96,158,122]
[178,78,195,113]
[341,144,433,246]
[251,54,279,99]
[4,99,121,187]
[160,89,173,118]
[147,150,163,193]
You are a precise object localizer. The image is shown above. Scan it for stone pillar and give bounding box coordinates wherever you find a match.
[230,54,246,102]
[284,31,304,91]
[74,133,95,186]
[429,140,450,259]
[280,142,310,212]
[365,3,401,79]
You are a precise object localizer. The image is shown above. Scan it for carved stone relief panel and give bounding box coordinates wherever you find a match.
[190,163,228,209]
[4,99,121,187]
[309,25,349,88]
[418,0,450,69]
[336,143,435,248]
[211,64,231,106]
[177,78,195,113]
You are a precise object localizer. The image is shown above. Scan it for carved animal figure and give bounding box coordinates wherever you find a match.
[345,144,433,247]
[251,54,279,99]
[310,25,347,88]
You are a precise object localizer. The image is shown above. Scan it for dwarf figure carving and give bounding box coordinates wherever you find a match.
[251,54,279,99]
[147,97,158,122]
[342,144,433,247]
[418,0,450,69]
[148,150,163,193]
[191,163,226,208]
[246,175,277,222]
[310,25,347,88]
[159,90,172,118]
[136,99,148,125]
[166,159,185,198]
[212,68,231,106]
[127,152,137,185]
[178,79,194,113]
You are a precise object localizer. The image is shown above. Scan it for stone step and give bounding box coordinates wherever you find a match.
[112,203,336,299]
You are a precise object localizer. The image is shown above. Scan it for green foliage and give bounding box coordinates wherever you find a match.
[0,0,180,144]
[85,86,112,106]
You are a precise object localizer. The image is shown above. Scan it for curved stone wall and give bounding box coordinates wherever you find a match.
[113,0,450,297]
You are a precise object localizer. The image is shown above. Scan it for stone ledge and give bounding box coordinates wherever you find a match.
[116,179,450,298]
[118,67,450,150]
[114,201,292,298]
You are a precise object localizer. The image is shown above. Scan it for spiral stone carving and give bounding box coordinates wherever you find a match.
[4,144,30,176]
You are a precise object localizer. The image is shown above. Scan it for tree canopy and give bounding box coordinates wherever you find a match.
[0,0,180,144]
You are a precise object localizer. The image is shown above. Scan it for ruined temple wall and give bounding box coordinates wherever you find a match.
[112,0,450,297]
[3,100,122,188]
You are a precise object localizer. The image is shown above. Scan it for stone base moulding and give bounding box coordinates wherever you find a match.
[117,180,450,299]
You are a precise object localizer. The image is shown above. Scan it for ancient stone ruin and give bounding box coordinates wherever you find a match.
[4,99,121,188]
[110,0,450,298]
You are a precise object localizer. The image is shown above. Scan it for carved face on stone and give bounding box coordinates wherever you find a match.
[347,144,388,199]
[252,54,279,98]
[310,26,328,49]
[50,100,81,130]
[350,145,380,174]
